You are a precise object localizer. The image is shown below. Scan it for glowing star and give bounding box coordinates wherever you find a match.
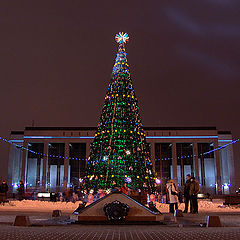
[115,32,129,44]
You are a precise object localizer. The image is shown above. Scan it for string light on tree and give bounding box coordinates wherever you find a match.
[125,177,132,183]
[126,150,131,155]
[155,178,161,184]
[103,156,108,161]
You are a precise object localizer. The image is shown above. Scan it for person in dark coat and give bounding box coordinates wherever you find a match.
[0,180,8,203]
[189,177,200,213]
[17,180,25,201]
[183,174,191,213]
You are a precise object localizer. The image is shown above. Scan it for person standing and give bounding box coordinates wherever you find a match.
[17,180,25,201]
[0,180,8,204]
[183,174,191,213]
[83,190,88,205]
[166,180,178,213]
[120,182,129,195]
[87,190,94,203]
[190,177,200,213]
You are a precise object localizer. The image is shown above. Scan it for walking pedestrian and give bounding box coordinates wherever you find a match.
[166,180,178,213]
[190,177,200,213]
[183,174,191,213]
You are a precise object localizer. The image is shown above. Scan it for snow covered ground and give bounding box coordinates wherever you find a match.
[0,200,80,213]
[156,199,240,213]
[0,199,239,214]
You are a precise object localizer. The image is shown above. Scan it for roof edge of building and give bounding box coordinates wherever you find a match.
[218,131,232,135]
[10,131,24,135]
[23,126,218,131]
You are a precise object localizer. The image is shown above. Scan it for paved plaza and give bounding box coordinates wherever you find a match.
[0,201,240,239]
[0,224,240,240]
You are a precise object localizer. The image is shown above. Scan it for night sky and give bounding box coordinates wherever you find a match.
[0,1,239,182]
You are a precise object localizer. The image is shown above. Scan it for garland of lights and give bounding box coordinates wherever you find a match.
[0,136,239,161]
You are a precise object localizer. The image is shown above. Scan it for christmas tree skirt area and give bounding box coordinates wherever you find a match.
[75,192,164,224]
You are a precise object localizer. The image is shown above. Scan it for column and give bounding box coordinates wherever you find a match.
[150,141,155,172]
[42,142,48,190]
[193,142,199,181]
[63,142,70,189]
[227,145,234,193]
[21,141,28,183]
[172,142,177,183]
[214,139,222,194]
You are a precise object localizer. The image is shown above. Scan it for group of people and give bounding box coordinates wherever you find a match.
[1,180,25,202]
[183,174,200,213]
[0,179,25,203]
[0,178,201,215]
[79,182,130,204]
[166,174,200,214]
[69,180,201,215]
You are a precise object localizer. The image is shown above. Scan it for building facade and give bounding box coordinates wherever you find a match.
[8,126,234,194]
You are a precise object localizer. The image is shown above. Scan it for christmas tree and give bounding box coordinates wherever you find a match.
[85,32,155,192]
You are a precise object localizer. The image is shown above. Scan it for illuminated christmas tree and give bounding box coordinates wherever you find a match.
[85,33,155,192]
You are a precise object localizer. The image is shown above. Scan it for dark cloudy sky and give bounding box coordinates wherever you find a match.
[0,1,239,181]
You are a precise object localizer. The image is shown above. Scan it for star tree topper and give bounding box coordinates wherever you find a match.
[115,32,129,44]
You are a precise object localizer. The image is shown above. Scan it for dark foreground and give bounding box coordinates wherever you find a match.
[0,224,240,240]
